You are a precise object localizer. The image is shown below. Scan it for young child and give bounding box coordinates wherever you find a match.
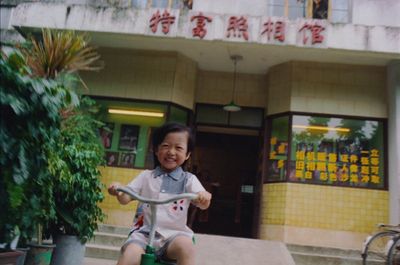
[108,123,212,265]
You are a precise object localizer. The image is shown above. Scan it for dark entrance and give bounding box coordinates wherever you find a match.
[189,131,260,238]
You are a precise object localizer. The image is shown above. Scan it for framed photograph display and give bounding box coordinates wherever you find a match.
[99,122,114,149]
[119,124,139,152]
[119,152,135,168]
[105,151,119,167]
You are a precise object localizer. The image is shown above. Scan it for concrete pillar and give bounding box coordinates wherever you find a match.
[387,60,400,224]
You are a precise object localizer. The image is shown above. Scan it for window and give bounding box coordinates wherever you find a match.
[330,0,350,23]
[266,113,386,190]
[266,115,290,182]
[195,103,264,129]
[267,0,350,22]
[93,97,191,169]
[132,0,185,9]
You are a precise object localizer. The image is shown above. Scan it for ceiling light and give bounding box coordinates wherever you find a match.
[292,125,350,132]
[108,108,164,118]
[223,55,242,112]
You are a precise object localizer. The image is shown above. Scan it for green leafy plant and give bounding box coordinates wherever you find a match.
[47,97,105,243]
[0,50,75,246]
[1,28,105,247]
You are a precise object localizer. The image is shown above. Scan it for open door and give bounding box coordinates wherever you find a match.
[189,131,260,238]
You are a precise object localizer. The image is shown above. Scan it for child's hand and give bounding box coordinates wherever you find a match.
[108,182,121,196]
[108,182,132,205]
[193,191,212,210]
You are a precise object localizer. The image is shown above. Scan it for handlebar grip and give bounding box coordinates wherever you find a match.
[116,186,198,205]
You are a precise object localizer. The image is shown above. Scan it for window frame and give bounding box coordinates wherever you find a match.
[263,111,388,190]
[267,0,351,22]
[194,103,265,130]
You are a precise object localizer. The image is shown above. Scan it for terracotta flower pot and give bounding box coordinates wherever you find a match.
[0,250,24,265]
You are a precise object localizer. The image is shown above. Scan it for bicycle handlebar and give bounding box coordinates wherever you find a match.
[116,186,199,249]
[116,186,199,204]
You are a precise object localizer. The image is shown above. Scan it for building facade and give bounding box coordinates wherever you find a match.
[1,0,399,250]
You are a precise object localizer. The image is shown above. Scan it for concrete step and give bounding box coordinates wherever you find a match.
[85,243,120,260]
[287,244,364,265]
[96,224,131,235]
[86,225,296,264]
[85,224,130,260]
[90,231,127,247]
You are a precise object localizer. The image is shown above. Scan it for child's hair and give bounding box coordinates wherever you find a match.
[152,122,195,168]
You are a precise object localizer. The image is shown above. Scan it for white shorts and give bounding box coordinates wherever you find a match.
[122,231,191,262]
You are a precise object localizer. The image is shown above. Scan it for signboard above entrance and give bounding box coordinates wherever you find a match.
[148,9,327,48]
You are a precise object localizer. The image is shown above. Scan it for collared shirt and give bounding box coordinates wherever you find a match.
[127,167,205,239]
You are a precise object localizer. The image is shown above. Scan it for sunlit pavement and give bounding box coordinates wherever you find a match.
[83,257,116,265]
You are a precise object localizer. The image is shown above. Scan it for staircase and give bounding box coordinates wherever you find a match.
[85,224,129,260]
[86,224,369,265]
[287,244,366,265]
[86,224,296,265]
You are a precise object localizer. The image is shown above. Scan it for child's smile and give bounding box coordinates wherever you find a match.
[155,131,191,172]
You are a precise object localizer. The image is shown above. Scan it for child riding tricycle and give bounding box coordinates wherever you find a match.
[108,123,212,265]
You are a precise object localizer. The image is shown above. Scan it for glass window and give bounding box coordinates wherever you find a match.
[196,104,229,125]
[267,0,349,22]
[131,0,148,8]
[312,0,329,19]
[288,0,307,19]
[94,98,190,169]
[151,0,168,8]
[268,0,285,17]
[265,113,386,190]
[331,0,349,23]
[289,115,385,189]
[169,105,188,124]
[266,115,289,182]
[195,104,264,129]
[230,108,264,128]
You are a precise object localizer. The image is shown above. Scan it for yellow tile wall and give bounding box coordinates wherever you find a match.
[262,183,389,233]
[98,166,144,226]
[262,183,287,225]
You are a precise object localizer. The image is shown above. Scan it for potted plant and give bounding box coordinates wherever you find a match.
[0,46,74,264]
[47,96,105,265]
[0,226,23,264]
[1,28,104,265]
[14,28,105,265]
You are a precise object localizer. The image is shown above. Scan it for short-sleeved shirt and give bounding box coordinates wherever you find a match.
[127,166,205,239]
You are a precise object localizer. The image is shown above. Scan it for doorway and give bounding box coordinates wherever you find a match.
[190,131,260,238]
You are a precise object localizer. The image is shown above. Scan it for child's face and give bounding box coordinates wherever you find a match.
[155,131,191,172]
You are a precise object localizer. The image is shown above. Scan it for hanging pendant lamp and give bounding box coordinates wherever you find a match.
[223,55,242,112]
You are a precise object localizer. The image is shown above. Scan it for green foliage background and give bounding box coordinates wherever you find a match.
[1,29,105,246]
[0,51,69,244]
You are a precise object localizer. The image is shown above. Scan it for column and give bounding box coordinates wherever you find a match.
[387,60,400,224]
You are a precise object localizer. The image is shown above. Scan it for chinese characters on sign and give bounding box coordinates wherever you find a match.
[267,115,384,189]
[298,22,325,45]
[261,18,285,42]
[268,136,288,181]
[226,16,249,41]
[147,10,326,46]
[292,145,381,186]
[149,10,176,34]
[190,12,212,39]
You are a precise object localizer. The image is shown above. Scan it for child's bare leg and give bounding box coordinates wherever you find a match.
[117,243,144,265]
[166,235,196,265]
